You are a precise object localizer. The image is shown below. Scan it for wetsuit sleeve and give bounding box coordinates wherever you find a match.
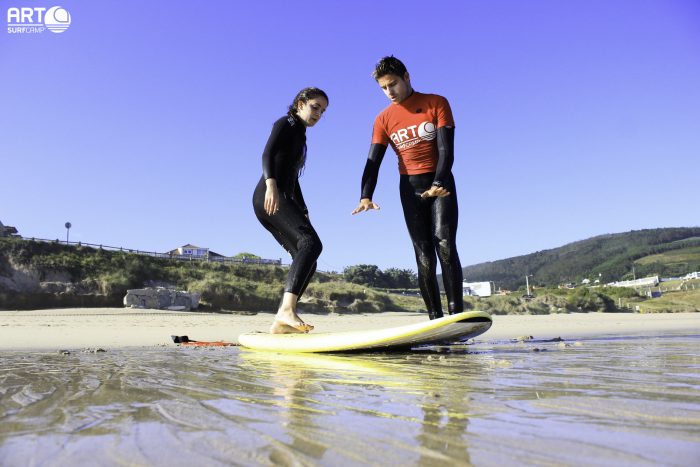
[261,118,289,180]
[294,179,308,214]
[433,96,456,187]
[433,126,455,186]
[360,143,388,200]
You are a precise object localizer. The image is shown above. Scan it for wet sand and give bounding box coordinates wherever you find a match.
[2,332,699,465]
[0,308,699,350]
[1,308,699,465]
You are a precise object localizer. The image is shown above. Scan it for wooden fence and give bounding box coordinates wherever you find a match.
[19,237,283,266]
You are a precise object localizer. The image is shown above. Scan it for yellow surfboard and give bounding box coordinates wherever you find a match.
[237,310,492,353]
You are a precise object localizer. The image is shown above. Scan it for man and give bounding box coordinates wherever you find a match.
[352,56,463,320]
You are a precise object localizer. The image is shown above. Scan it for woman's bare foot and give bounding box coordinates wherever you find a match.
[270,309,314,334]
[269,292,313,334]
[270,321,310,334]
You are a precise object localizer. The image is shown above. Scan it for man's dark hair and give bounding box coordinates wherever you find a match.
[372,56,408,81]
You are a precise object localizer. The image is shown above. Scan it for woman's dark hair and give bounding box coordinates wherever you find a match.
[286,87,328,175]
[372,56,408,81]
[288,87,329,117]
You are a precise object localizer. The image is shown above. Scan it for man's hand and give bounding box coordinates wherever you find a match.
[352,198,381,215]
[420,186,451,198]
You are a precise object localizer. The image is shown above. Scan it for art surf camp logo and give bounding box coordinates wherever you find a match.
[7,6,72,34]
[390,121,437,150]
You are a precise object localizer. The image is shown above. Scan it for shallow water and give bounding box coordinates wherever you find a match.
[1,334,699,466]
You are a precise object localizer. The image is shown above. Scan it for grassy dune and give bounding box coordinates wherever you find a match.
[1,238,698,314]
[635,246,700,266]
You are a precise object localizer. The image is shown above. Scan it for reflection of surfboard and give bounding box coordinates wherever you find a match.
[238,311,492,353]
[239,350,405,379]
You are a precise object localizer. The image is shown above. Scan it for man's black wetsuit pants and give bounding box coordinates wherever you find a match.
[399,172,463,319]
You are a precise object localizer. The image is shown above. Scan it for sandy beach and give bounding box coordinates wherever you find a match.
[1,307,698,350]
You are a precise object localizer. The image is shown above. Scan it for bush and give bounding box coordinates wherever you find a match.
[566,288,615,312]
[98,271,132,296]
[348,299,384,313]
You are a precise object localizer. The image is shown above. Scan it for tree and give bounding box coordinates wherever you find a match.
[343,264,383,287]
[383,267,418,288]
[233,252,261,260]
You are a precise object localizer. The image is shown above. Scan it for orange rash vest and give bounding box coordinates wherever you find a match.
[371,92,455,175]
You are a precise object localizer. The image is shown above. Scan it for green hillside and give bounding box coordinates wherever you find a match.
[0,237,421,313]
[462,227,700,291]
[1,236,699,314]
[635,245,700,267]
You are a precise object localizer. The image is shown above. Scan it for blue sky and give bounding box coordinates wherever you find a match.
[2,0,699,273]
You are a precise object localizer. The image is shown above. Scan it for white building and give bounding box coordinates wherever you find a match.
[608,276,659,288]
[0,220,19,237]
[168,244,224,259]
[463,281,494,297]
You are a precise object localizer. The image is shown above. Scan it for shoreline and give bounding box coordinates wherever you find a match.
[0,308,699,351]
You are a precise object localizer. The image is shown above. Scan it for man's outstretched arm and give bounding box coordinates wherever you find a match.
[352,143,387,214]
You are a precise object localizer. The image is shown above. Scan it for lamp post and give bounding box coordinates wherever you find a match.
[65,222,71,244]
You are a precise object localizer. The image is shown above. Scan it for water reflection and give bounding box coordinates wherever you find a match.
[236,350,488,465]
[1,334,699,466]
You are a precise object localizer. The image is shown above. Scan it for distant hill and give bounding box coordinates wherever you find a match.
[461,227,700,291]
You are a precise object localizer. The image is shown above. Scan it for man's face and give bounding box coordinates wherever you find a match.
[376,73,412,104]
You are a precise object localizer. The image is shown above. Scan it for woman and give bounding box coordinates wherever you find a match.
[252,87,328,334]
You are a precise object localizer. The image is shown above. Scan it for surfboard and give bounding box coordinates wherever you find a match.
[237,310,492,353]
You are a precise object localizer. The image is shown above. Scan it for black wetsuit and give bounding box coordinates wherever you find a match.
[360,127,463,319]
[253,115,322,296]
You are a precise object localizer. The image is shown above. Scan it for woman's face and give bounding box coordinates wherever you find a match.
[296,97,328,127]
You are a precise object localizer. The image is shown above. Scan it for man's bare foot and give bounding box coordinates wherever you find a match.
[270,310,314,334]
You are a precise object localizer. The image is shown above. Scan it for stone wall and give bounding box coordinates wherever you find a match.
[123,288,200,311]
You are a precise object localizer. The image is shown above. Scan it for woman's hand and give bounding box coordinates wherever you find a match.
[264,178,280,215]
[352,198,380,215]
